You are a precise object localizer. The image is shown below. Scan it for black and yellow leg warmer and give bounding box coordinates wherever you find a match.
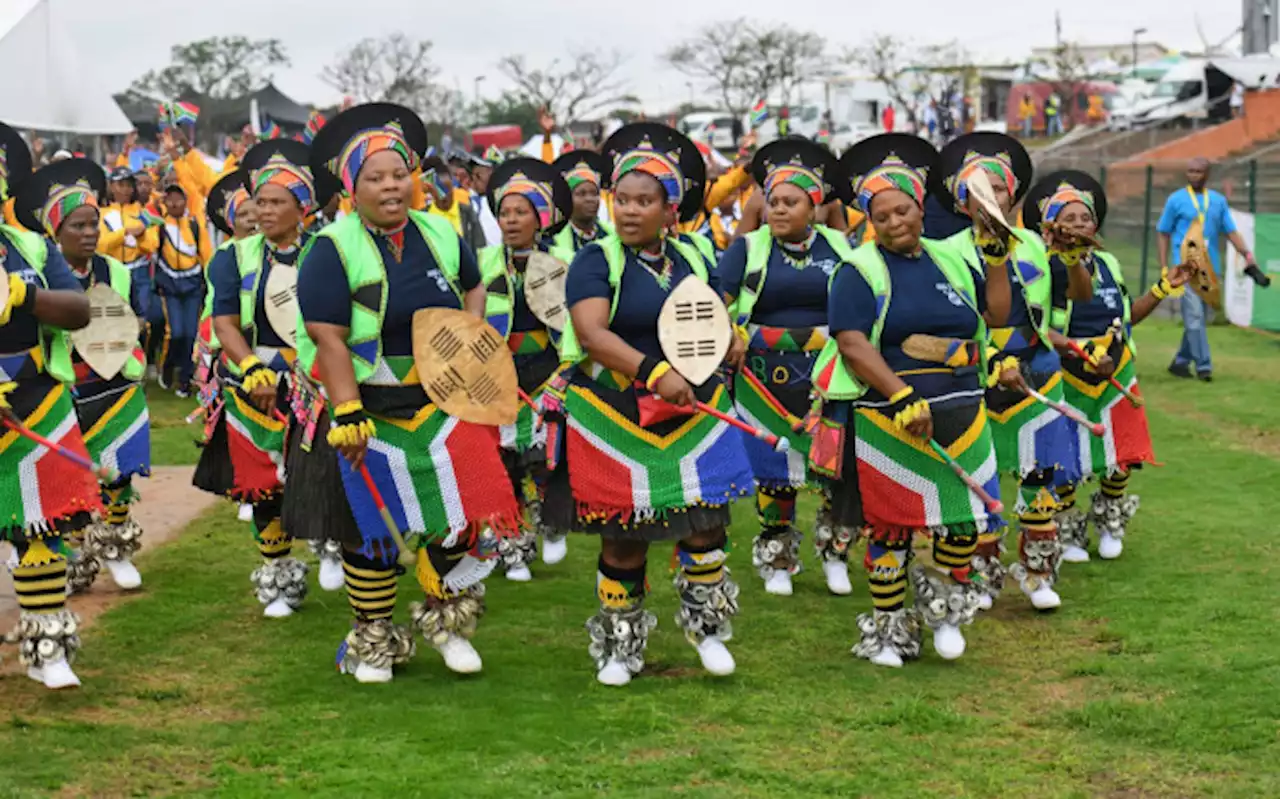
[864,539,910,612]
[343,550,398,621]
[252,497,292,561]
[13,538,68,614]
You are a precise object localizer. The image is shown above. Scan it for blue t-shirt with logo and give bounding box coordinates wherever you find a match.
[1157,187,1236,274]
[718,234,840,328]
[1,233,82,352]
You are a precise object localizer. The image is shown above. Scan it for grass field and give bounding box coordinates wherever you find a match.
[2,321,1279,798]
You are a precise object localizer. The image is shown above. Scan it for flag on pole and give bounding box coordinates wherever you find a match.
[750,99,769,129]
[259,119,282,141]
[483,145,503,164]
[303,110,327,144]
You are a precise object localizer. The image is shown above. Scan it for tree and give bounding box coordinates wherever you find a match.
[472,92,543,137]
[1036,42,1109,128]
[849,35,970,132]
[497,50,636,125]
[128,36,289,99]
[322,34,441,115]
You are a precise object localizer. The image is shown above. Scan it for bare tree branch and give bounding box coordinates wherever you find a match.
[497,50,634,125]
[848,35,969,132]
[322,34,441,117]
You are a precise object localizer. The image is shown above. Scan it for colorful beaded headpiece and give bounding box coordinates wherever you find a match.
[251,154,316,212]
[329,121,418,195]
[612,138,685,208]
[763,160,827,206]
[946,150,1017,214]
[41,179,99,237]
[855,154,927,214]
[224,186,251,230]
[495,173,557,229]
[1040,182,1096,223]
[562,160,602,191]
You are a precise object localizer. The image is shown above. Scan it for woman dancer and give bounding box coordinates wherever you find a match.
[551,150,612,255]
[1023,171,1185,563]
[298,102,521,683]
[0,123,100,689]
[812,133,1016,667]
[552,122,753,686]
[14,159,152,595]
[719,138,858,597]
[479,158,574,579]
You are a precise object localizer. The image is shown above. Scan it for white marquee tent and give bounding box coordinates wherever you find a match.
[0,0,133,135]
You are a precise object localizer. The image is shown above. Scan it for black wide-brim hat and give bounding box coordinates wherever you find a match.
[242,138,338,211]
[552,150,612,190]
[931,131,1033,213]
[486,157,573,235]
[751,138,843,206]
[837,133,937,211]
[308,102,429,190]
[1022,169,1108,232]
[601,122,706,223]
[208,168,250,236]
[0,123,32,199]
[14,158,106,234]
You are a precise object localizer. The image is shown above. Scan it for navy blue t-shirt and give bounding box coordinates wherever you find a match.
[719,234,839,328]
[1062,254,1126,338]
[298,223,480,356]
[1,234,82,352]
[566,240,717,360]
[209,235,312,348]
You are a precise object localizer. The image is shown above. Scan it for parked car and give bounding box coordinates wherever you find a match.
[680,112,738,150]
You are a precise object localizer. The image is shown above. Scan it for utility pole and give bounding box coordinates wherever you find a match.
[1244,0,1279,55]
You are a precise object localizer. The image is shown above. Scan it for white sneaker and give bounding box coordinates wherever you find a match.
[353,662,393,684]
[868,647,904,668]
[238,504,253,523]
[933,623,966,660]
[764,570,793,596]
[318,558,344,592]
[505,564,533,582]
[104,558,142,590]
[542,536,568,565]
[823,561,853,595]
[596,658,632,686]
[1061,545,1091,563]
[976,592,994,611]
[434,633,483,674]
[694,637,736,676]
[263,597,294,618]
[1098,533,1123,560]
[1027,583,1062,611]
[35,658,81,689]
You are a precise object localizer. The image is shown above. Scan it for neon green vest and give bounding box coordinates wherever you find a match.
[552,220,613,255]
[1,224,74,384]
[730,224,860,325]
[201,239,237,350]
[294,210,461,383]
[1057,251,1136,355]
[947,226,1053,345]
[558,234,711,364]
[811,238,988,401]
[680,230,716,264]
[477,244,572,341]
[99,254,145,381]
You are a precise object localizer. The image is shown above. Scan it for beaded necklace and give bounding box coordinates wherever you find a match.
[778,227,817,269]
[634,242,673,290]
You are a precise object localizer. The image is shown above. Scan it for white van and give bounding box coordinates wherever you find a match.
[680,111,737,150]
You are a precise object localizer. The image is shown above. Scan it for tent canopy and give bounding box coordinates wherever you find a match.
[0,0,133,135]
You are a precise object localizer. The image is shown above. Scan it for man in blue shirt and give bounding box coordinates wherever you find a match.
[1157,158,1258,381]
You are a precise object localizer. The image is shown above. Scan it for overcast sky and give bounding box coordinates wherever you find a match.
[40,0,1244,109]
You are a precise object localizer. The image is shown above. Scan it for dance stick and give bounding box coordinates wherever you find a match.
[694,401,789,452]
[184,406,206,424]
[0,410,117,482]
[1063,339,1144,408]
[1021,382,1105,437]
[927,439,1003,514]
[356,463,419,569]
[516,387,543,431]
[736,367,811,434]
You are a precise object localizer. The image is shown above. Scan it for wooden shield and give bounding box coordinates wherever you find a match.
[966,169,1013,240]
[1180,219,1221,308]
[70,284,138,380]
[412,308,519,426]
[264,264,299,347]
[658,276,732,386]
[523,251,570,331]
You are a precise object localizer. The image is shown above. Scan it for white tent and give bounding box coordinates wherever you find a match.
[0,0,133,135]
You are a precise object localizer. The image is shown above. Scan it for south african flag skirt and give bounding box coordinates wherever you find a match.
[1060,337,1154,479]
[73,377,151,483]
[0,375,103,540]
[498,345,558,462]
[732,351,816,490]
[984,350,1080,484]
[854,399,1000,535]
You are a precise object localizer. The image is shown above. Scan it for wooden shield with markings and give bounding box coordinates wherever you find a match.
[657,276,732,386]
[524,251,570,331]
[264,264,300,347]
[1180,219,1220,308]
[70,284,138,380]
[966,169,1013,240]
[412,308,519,426]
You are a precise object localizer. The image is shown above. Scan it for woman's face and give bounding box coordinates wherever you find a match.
[58,205,100,260]
[869,189,923,254]
[1054,201,1097,238]
[766,182,813,241]
[255,183,303,242]
[612,172,670,248]
[233,199,258,239]
[499,194,538,249]
[355,150,413,228]
[109,179,135,205]
[571,181,600,223]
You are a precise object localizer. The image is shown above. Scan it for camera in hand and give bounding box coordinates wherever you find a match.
[1244,264,1272,288]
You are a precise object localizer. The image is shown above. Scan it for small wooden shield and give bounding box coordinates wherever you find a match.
[264,264,299,347]
[658,276,732,386]
[70,284,138,380]
[524,252,570,331]
[966,169,1013,240]
[412,308,519,426]
[1180,219,1221,307]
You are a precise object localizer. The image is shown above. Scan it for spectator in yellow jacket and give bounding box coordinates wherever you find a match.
[154,184,212,395]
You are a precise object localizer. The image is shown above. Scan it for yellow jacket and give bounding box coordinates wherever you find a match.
[157,211,213,274]
[704,166,753,214]
[98,202,159,265]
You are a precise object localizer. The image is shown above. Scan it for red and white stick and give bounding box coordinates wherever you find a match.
[694,401,789,452]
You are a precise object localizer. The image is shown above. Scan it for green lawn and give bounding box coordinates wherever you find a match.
[3,321,1279,797]
[144,385,203,467]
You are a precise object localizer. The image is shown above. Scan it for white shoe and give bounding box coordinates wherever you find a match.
[868,647,904,668]
[318,558,344,592]
[694,637,736,676]
[505,564,533,582]
[1061,545,1091,563]
[353,662,393,684]
[238,504,253,523]
[542,536,568,565]
[145,365,158,382]
[434,633,483,674]
[933,623,966,660]
[263,598,294,618]
[6,547,17,571]
[35,658,81,689]
[823,561,853,595]
[596,658,632,686]
[976,592,994,611]
[1027,583,1062,610]
[763,570,793,596]
[104,558,142,590]
[1098,533,1123,560]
